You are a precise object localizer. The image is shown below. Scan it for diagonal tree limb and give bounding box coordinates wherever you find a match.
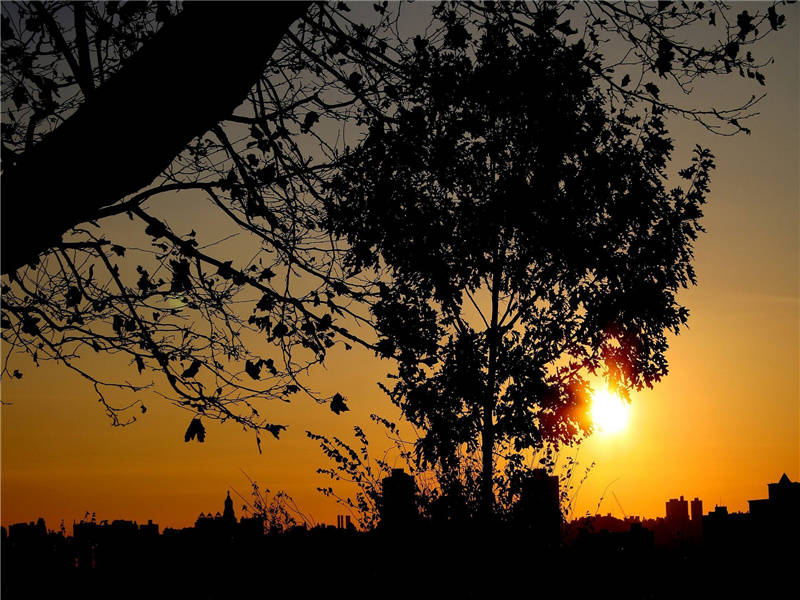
[1,1,310,275]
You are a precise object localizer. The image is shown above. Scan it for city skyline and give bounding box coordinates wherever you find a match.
[6,470,797,544]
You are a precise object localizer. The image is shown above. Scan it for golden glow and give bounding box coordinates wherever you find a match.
[590,388,631,435]
[1,12,797,531]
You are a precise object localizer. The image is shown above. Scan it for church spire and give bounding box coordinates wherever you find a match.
[223,490,236,524]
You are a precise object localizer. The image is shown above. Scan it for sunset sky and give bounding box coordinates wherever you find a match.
[2,3,798,531]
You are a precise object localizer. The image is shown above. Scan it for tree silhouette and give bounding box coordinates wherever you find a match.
[2,2,309,275]
[0,2,789,439]
[1,1,396,435]
[326,13,715,513]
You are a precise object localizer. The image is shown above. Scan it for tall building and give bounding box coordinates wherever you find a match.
[690,497,703,540]
[516,469,561,546]
[665,496,690,542]
[690,497,703,522]
[380,469,417,530]
[665,496,689,523]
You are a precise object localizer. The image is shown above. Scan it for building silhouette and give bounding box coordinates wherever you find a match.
[690,497,703,522]
[223,490,237,525]
[749,473,800,519]
[665,495,691,542]
[194,490,241,539]
[336,515,353,530]
[748,473,800,543]
[3,473,799,598]
[665,495,689,522]
[690,497,703,539]
[515,468,561,546]
[380,469,417,530]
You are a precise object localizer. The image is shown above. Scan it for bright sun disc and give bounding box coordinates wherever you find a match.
[590,389,630,434]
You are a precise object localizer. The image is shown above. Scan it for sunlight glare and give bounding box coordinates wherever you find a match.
[590,388,630,435]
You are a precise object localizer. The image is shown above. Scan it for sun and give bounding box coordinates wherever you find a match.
[590,388,631,434]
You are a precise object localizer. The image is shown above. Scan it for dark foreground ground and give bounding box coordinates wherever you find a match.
[3,527,797,599]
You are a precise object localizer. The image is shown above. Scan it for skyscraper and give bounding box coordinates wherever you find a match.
[690,497,703,522]
[690,497,703,539]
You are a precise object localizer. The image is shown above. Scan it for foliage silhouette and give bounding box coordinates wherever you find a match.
[308,413,594,529]
[326,12,715,512]
[1,2,309,275]
[0,1,789,441]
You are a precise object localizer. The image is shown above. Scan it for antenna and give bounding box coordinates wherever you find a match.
[612,491,627,519]
[595,477,620,515]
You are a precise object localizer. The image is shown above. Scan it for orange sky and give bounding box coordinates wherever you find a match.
[2,4,798,530]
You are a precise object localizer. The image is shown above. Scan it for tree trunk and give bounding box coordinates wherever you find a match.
[481,257,502,517]
[1,1,310,275]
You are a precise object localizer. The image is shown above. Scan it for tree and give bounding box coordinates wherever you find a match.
[0,1,789,442]
[326,12,715,513]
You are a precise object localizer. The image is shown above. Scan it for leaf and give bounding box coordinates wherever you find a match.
[318,313,333,330]
[181,359,201,379]
[144,221,167,239]
[256,294,274,312]
[330,393,350,415]
[21,315,40,336]
[245,359,260,380]
[654,38,674,77]
[266,424,286,439]
[621,74,631,87]
[65,286,82,308]
[170,259,192,293]
[444,22,469,49]
[736,10,755,40]
[555,20,577,36]
[347,72,363,90]
[301,111,319,132]
[217,260,234,280]
[725,41,739,59]
[644,82,660,98]
[135,355,145,374]
[111,245,126,257]
[184,418,206,443]
[137,268,153,292]
[258,165,276,185]
[767,6,784,31]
